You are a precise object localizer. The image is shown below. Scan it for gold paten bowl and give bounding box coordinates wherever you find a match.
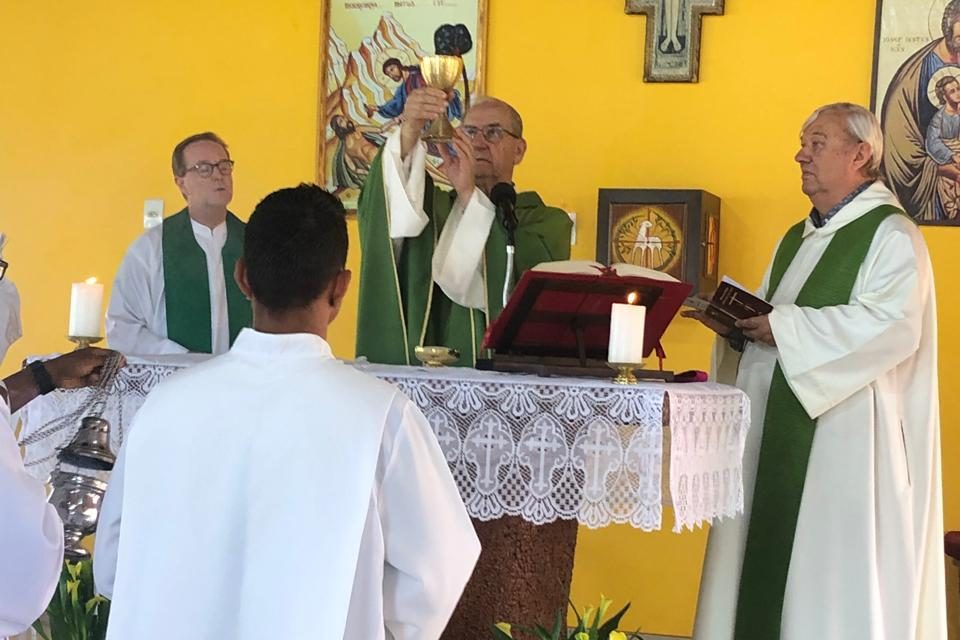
[414,345,460,367]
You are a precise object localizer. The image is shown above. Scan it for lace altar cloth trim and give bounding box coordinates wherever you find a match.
[18,358,748,532]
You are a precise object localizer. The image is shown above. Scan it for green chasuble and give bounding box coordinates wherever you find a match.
[161,208,252,353]
[356,151,572,366]
[733,204,904,639]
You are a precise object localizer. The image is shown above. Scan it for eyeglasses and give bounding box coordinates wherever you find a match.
[186,159,235,178]
[0,258,7,281]
[460,124,520,144]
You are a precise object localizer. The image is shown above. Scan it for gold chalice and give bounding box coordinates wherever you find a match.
[420,55,464,142]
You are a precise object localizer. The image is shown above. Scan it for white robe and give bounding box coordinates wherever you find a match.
[693,181,947,639]
[94,329,480,640]
[382,128,496,309]
[0,385,63,638]
[106,217,230,356]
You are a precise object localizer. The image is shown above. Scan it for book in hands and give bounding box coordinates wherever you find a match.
[702,276,772,334]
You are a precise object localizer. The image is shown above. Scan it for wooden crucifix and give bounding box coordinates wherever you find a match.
[625,0,724,83]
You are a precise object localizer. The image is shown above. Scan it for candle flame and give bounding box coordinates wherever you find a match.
[85,277,98,285]
[626,291,638,305]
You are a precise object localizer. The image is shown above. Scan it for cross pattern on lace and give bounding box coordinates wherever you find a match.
[471,416,512,490]
[522,423,564,494]
[580,424,621,497]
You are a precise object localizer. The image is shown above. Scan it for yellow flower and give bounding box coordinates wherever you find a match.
[598,593,613,620]
[575,633,590,640]
[65,561,82,581]
[609,632,628,640]
[583,606,595,627]
[494,622,513,637]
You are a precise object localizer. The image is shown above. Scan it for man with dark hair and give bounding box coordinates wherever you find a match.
[94,184,480,640]
[356,90,573,366]
[106,131,251,355]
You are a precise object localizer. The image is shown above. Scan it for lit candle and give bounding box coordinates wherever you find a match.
[68,277,104,338]
[608,302,646,364]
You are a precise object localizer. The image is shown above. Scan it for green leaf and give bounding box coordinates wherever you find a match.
[597,602,632,637]
[491,623,514,640]
[32,618,51,640]
[550,608,564,638]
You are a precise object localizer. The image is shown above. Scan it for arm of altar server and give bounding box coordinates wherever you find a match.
[379,399,481,640]
[382,129,496,310]
[0,386,64,637]
[768,218,929,419]
[106,233,190,356]
[92,441,126,598]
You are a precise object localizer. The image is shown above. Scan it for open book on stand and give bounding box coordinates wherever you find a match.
[478,261,692,379]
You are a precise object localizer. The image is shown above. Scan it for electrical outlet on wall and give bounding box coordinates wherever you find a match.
[144,199,164,229]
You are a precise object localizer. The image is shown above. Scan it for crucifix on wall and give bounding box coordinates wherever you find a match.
[625,0,724,83]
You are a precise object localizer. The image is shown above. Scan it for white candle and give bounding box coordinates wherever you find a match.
[608,302,646,364]
[68,277,104,337]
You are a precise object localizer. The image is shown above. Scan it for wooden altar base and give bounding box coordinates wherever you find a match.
[442,516,579,640]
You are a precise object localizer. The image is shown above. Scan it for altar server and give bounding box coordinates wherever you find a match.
[95,184,480,640]
[0,237,121,635]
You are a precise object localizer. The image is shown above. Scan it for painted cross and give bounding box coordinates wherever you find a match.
[624,0,724,82]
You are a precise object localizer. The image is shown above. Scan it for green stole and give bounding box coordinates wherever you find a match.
[161,208,252,353]
[733,204,904,639]
[356,151,572,366]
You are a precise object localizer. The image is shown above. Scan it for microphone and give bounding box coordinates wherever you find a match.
[490,182,518,246]
[490,182,518,308]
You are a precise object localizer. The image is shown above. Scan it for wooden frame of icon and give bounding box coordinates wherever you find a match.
[596,188,720,295]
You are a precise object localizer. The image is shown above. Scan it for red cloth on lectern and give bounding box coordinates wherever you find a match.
[482,267,692,360]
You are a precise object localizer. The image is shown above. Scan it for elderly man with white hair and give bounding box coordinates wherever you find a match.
[687,103,947,639]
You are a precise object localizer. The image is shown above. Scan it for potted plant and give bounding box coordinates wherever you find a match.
[492,595,644,640]
[33,560,110,640]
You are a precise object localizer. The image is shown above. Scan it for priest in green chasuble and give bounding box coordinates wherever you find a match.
[106,132,251,355]
[356,91,573,366]
[687,103,947,639]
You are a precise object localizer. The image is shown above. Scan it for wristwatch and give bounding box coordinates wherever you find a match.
[27,360,57,395]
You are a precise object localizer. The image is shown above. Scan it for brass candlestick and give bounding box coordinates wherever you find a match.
[608,362,643,385]
[67,336,103,350]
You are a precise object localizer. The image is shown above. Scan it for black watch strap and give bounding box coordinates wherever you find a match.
[28,360,56,395]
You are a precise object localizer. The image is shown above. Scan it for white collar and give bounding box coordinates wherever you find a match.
[802,181,902,238]
[189,217,227,242]
[229,328,335,361]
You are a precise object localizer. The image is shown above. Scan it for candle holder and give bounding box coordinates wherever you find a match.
[67,336,103,351]
[608,362,644,385]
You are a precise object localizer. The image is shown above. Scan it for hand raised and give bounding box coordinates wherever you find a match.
[399,88,450,157]
[436,129,477,201]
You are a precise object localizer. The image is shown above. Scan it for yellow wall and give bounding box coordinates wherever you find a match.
[1,1,956,636]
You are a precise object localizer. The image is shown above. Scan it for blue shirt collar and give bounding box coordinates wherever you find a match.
[809,181,873,228]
